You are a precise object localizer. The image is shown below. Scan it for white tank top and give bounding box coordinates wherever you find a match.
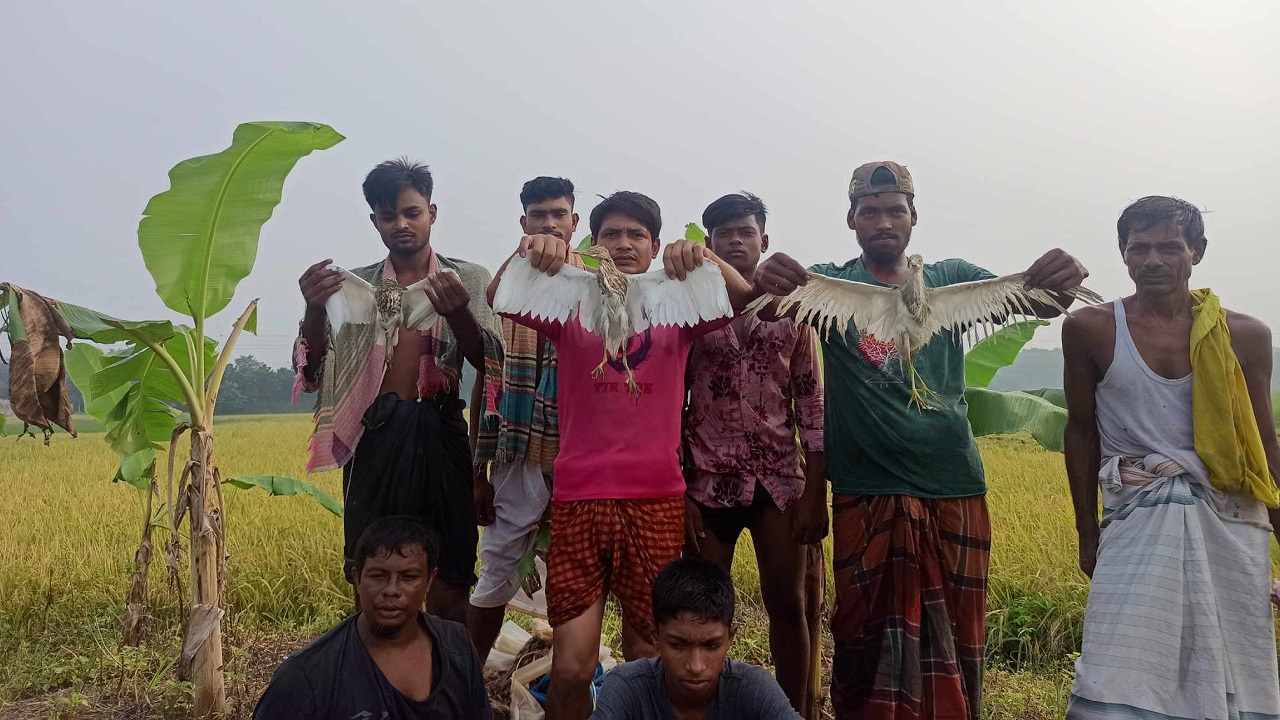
[1095,299,1210,486]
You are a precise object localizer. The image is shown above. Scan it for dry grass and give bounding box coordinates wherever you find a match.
[2,417,1270,718]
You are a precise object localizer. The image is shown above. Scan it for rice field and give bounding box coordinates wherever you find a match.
[0,415,1272,718]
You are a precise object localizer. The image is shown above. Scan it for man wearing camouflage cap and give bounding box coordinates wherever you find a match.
[752,162,1089,719]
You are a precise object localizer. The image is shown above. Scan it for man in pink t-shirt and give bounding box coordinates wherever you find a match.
[491,191,754,720]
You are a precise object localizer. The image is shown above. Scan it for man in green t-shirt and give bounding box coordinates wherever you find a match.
[753,161,1090,720]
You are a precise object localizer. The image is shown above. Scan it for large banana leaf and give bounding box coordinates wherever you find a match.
[66,328,216,485]
[66,344,154,488]
[138,122,344,320]
[1024,387,1066,409]
[55,301,175,345]
[965,386,1067,452]
[95,329,216,456]
[224,475,343,518]
[964,319,1049,388]
[962,320,1067,452]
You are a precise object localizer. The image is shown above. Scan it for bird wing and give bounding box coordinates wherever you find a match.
[745,273,900,341]
[625,263,732,333]
[926,274,1105,340]
[491,253,602,330]
[400,271,453,331]
[323,267,375,338]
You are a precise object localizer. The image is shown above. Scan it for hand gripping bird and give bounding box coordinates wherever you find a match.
[492,245,732,400]
[748,254,1103,408]
[323,266,448,366]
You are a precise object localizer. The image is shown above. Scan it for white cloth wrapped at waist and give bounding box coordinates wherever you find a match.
[1099,454,1273,531]
[1098,454,1186,492]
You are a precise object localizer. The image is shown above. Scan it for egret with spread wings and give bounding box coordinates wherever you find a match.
[324,266,447,366]
[748,254,1104,408]
[493,245,732,398]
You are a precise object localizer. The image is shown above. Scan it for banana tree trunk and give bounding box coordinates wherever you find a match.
[121,470,158,646]
[179,429,226,718]
[803,542,827,720]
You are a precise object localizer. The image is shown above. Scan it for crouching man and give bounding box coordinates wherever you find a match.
[590,558,801,720]
[254,516,492,719]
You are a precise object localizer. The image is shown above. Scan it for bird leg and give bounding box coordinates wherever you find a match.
[621,353,641,402]
[591,350,609,380]
[905,359,938,411]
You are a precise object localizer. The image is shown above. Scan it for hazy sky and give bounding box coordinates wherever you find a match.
[3,0,1277,366]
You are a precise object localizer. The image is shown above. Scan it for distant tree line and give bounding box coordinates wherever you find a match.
[0,353,476,416]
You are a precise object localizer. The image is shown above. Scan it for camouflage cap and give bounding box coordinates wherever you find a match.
[848,161,915,201]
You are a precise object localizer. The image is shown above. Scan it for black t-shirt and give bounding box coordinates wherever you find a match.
[253,612,492,720]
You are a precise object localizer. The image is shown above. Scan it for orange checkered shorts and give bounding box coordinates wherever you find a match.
[546,497,685,644]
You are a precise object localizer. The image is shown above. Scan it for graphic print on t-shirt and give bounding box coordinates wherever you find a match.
[597,329,657,397]
[856,332,898,368]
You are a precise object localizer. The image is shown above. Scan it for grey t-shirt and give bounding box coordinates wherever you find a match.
[590,658,800,719]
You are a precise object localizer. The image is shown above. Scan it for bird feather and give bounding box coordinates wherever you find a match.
[324,265,443,338]
[493,253,732,335]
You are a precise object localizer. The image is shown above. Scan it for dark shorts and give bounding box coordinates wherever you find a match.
[692,481,779,545]
[341,392,478,588]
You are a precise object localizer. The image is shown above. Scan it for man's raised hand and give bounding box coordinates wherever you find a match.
[1025,248,1089,293]
[424,270,471,317]
[299,259,342,310]
[756,253,810,296]
[663,238,710,281]
[519,234,570,276]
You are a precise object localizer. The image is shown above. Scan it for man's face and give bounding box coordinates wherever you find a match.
[355,546,435,638]
[1122,222,1203,293]
[848,192,916,264]
[521,196,578,241]
[708,216,768,276]
[657,613,734,703]
[593,212,659,274]
[370,187,437,256]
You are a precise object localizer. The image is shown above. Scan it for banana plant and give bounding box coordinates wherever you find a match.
[0,121,343,718]
[963,320,1068,451]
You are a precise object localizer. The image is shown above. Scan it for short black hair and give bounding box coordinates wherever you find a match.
[363,158,434,212]
[520,176,575,210]
[589,191,662,239]
[702,192,767,235]
[652,558,735,627]
[1117,195,1207,252]
[352,516,439,575]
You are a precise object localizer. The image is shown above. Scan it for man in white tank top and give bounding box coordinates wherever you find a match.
[1062,196,1280,720]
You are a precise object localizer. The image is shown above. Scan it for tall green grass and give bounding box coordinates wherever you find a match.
[1,417,1274,716]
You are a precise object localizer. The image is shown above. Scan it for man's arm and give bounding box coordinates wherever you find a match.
[296,259,344,385]
[426,271,487,371]
[1062,310,1103,578]
[1228,312,1280,547]
[790,325,828,544]
[470,369,496,526]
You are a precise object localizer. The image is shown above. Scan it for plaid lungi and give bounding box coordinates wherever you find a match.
[546,497,684,644]
[831,494,991,720]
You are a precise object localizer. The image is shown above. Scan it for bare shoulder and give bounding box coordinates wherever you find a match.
[1226,309,1273,366]
[1226,309,1272,346]
[1062,303,1114,346]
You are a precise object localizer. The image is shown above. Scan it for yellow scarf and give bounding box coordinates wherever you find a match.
[1190,288,1280,508]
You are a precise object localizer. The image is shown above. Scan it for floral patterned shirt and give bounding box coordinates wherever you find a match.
[682,316,825,511]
